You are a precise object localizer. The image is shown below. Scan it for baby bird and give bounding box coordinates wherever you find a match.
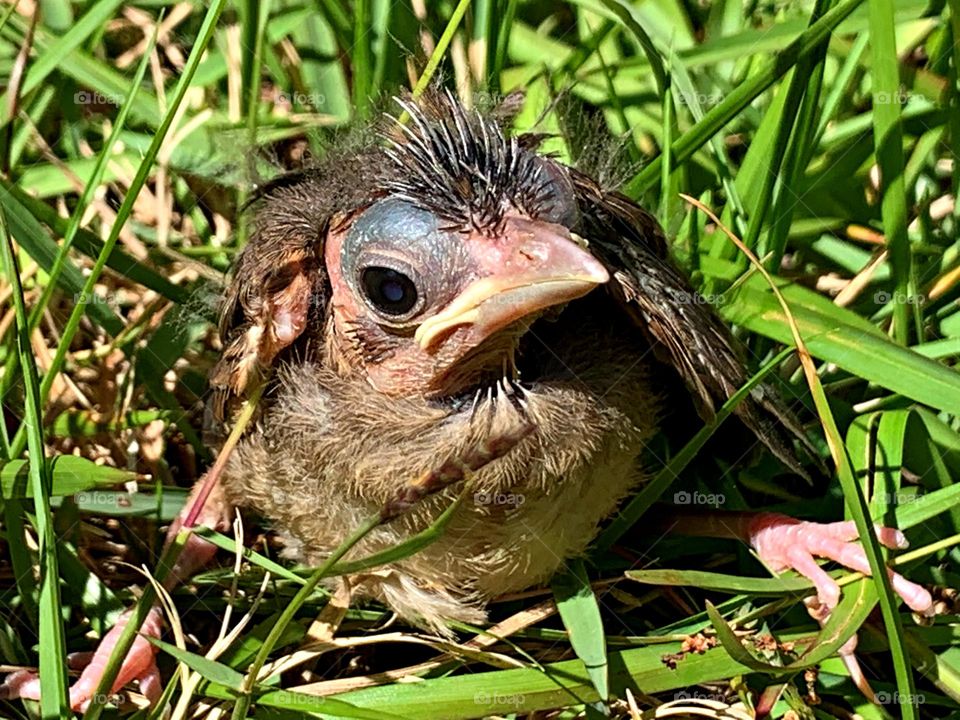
[212,89,801,627]
[4,90,932,711]
[206,89,931,632]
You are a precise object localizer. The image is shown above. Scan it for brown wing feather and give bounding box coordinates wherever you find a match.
[567,168,819,477]
[209,145,382,422]
[209,174,332,422]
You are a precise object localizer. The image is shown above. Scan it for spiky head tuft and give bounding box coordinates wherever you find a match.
[379,90,555,232]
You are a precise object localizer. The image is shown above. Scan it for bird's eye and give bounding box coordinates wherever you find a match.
[360,266,419,316]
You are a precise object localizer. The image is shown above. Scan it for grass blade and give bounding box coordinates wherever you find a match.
[867,0,913,345]
[552,559,609,702]
[721,275,960,412]
[74,2,232,713]
[1,456,142,498]
[351,0,372,118]
[0,202,68,716]
[0,25,157,410]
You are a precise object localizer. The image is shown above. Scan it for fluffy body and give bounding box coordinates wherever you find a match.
[211,91,805,629]
[223,296,658,628]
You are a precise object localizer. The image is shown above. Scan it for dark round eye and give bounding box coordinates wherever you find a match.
[360,266,419,316]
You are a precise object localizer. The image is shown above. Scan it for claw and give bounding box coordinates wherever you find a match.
[804,597,876,702]
[0,669,41,701]
[70,605,164,710]
[1,606,164,712]
[748,513,933,615]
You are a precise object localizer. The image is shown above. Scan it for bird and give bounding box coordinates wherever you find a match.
[3,88,933,711]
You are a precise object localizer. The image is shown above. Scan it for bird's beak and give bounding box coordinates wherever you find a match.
[415,216,609,351]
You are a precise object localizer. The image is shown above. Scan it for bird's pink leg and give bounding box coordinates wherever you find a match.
[664,510,933,614]
[744,512,933,615]
[68,606,164,711]
[1,478,232,711]
[162,477,233,587]
[0,607,163,711]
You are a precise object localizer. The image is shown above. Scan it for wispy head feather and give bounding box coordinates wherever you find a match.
[379,89,552,231]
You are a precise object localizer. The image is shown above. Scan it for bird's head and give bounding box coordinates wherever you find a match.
[322,101,608,397]
[213,91,610,407]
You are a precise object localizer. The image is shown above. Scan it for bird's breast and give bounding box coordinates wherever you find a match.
[220,305,661,618]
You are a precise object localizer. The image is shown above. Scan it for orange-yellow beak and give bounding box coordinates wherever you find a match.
[414,216,609,351]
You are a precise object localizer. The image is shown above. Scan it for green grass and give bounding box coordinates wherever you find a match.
[1,0,960,718]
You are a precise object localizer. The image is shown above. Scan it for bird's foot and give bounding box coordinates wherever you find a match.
[1,606,164,712]
[747,512,933,615]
